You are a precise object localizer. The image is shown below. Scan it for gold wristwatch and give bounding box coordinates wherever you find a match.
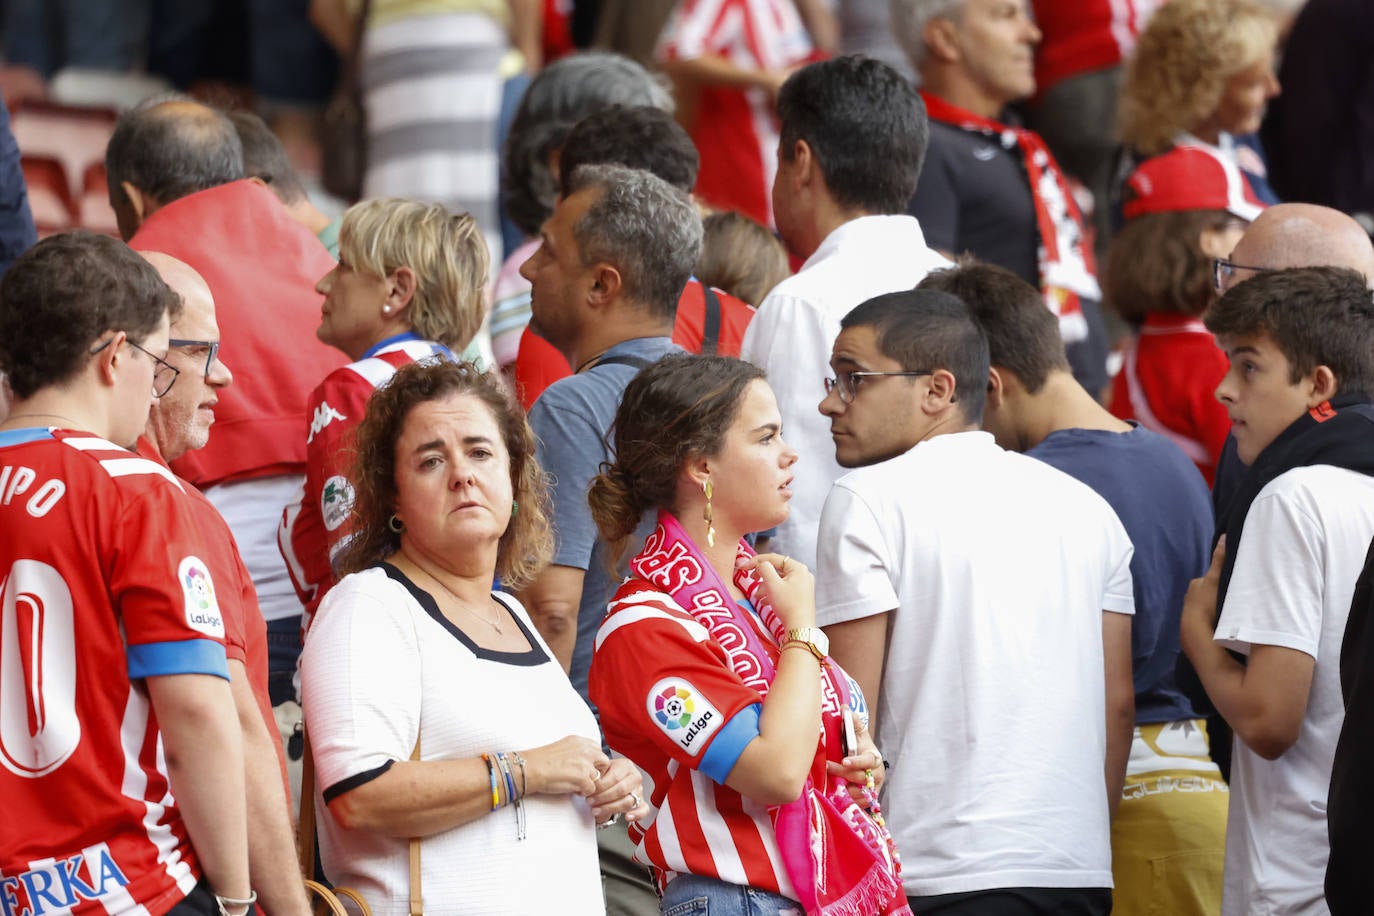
[784,627,829,660]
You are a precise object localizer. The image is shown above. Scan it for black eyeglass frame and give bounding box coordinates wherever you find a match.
[90,335,180,398]
[168,338,221,383]
[823,369,934,404]
[1212,257,1272,294]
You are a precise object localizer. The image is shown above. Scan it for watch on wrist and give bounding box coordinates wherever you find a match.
[784,626,829,660]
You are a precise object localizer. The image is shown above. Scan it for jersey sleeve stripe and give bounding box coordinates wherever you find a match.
[698,702,761,784]
[596,601,711,649]
[126,639,230,680]
[98,458,184,490]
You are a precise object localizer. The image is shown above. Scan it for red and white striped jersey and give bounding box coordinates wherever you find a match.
[1033,0,1164,93]
[589,584,799,900]
[278,337,452,628]
[0,428,230,915]
[657,0,815,226]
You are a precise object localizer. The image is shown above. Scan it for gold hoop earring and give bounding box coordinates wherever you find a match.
[703,480,715,548]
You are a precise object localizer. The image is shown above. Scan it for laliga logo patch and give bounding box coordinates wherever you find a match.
[178,556,224,638]
[647,678,720,757]
[321,475,356,532]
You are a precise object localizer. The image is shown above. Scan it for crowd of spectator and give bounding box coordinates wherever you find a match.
[2,1,1374,915]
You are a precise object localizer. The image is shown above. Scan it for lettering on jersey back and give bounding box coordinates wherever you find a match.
[0,466,65,518]
[0,844,130,916]
[0,561,80,778]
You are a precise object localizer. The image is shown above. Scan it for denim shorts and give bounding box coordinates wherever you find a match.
[660,875,802,916]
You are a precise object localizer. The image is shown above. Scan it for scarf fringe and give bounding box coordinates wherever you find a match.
[817,864,906,916]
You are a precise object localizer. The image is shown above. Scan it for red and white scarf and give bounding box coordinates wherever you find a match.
[922,91,1098,343]
[627,511,909,916]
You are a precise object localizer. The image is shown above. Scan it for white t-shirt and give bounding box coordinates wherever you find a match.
[206,473,306,622]
[1215,466,1374,916]
[740,214,949,571]
[815,431,1136,897]
[301,565,605,915]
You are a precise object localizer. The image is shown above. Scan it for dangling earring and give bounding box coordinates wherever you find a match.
[511,500,519,517]
[703,480,716,548]
[388,514,404,533]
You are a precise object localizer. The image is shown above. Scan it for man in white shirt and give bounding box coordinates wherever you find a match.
[814,288,1135,915]
[740,55,949,570]
[1181,266,1374,916]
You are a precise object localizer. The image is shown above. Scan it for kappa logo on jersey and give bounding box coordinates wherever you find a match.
[320,475,355,532]
[177,557,224,638]
[0,843,130,915]
[647,678,721,757]
[307,401,348,444]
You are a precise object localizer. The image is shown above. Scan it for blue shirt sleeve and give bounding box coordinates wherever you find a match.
[699,702,762,784]
[0,91,36,277]
[529,396,605,571]
[127,639,230,681]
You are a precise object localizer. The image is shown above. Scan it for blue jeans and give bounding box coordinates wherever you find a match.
[660,875,801,915]
[265,615,303,707]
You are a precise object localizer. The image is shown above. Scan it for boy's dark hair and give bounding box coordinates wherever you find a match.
[1205,266,1374,396]
[0,231,181,398]
[777,56,928,215]
[558,106,699,197]
[919,261,1070,394]
[229,109,308,206]
[840,288,989,423]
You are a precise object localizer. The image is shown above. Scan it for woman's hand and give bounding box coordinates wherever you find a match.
[586,756,650,826]
[738,552,816,631]
[825,710,885,807]
[520,736,609,798]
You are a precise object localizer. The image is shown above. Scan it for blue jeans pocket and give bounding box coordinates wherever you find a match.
[662,898,708,916]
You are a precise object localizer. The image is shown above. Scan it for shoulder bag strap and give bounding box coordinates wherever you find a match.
[701,284,722,357]
[297,726,318,877]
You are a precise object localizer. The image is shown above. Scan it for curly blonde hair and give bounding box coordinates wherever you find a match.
[1119,0,1278,156]
[338,198,489,352]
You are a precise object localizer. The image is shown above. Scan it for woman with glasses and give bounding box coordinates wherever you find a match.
[1105,146,1266,486]
[587,354,909,915]
[279,198,488,633]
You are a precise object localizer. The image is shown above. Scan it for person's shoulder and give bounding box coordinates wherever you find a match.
[48,431,188,499]
[597,580,711,647]
[1262,464,1374,510]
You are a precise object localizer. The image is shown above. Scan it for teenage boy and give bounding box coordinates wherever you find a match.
[1181,266,1374,916]
[815,288,1135,915]
[919,262,1226,916]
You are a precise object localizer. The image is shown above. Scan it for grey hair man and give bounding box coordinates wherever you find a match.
[517,163,702,912]
[892,0,1113,400]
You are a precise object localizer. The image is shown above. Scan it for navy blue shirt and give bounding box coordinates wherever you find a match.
[1029,425,1213,723]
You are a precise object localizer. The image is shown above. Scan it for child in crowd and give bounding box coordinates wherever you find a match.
[696,210,791,307]
[1181,266,1374,916]
[1106,145,1265,485]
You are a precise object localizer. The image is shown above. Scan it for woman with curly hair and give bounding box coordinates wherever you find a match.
[300,360,647,914]
[1118,0,1282,207]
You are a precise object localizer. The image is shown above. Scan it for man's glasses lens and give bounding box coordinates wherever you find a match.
[127,340,180,397]
[169,338,220,382]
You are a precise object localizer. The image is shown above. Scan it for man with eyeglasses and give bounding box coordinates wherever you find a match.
[814,287,1135,915]
[0,232,252,916]
[135,252,311,916]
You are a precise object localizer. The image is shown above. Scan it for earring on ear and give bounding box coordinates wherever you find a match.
[511,500,519,517]
[388,514,404,533]
[382,305,392,314]
[703,480,716,548]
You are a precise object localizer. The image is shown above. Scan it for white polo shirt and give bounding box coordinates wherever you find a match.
[816,431,1135,897]
[740,214,949,570]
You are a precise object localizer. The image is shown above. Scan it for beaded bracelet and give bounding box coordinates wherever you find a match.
[480,753,502,810]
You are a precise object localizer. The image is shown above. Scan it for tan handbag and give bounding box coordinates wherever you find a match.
[299,728,424,916]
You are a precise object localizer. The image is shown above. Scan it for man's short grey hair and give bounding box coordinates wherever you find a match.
[502,52,673,238]
[106,94,244,207]
[891,0,966,71]
[566,164,702,321]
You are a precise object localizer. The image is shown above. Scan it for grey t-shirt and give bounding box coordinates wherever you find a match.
[527,335,681,705]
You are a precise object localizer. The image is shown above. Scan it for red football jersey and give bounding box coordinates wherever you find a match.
[279,338,452,627]
[0,428,230,915]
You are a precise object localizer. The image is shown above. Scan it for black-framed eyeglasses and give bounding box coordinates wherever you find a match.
[1212,257,1272,294]
[823,369,933,404]
[90,335,180,398]
[168,338,221,383]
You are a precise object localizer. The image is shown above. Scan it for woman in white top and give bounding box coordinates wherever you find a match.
[301,360,646,915]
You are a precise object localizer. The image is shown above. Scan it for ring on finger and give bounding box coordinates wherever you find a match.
[630,792,642,809]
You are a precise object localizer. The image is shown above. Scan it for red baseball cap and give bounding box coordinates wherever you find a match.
[1122,145,1265,222]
